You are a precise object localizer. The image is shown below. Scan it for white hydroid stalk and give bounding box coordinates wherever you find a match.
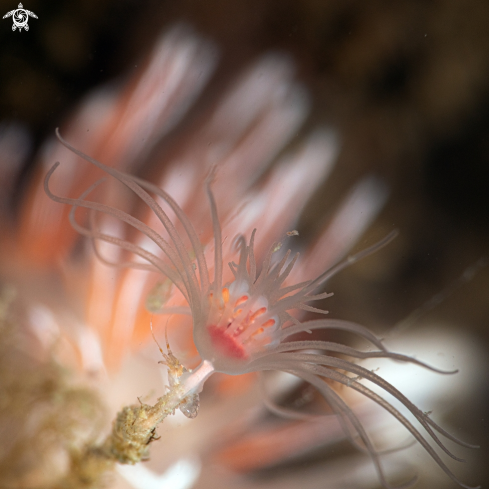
[180,360,215,394]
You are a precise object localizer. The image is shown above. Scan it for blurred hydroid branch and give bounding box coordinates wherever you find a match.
[15,25,218,269]
[0,286,108,489]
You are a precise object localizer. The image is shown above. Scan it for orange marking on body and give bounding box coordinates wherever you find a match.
[234,295,249,307]
[251,327,264,339]
[222,287,230,304]
[249,307,267,323]
[232,308,243,318]
[261,319,276,328]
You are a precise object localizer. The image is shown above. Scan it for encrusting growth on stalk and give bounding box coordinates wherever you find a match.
[101,373,190,464]
[43,129,479,489]
[61,328,205,486]
[82,321,206,470]
[0,287,205,489]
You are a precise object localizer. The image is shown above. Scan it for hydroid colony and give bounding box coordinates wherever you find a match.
[1,25,479,489]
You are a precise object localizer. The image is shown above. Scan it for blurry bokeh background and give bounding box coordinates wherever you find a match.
[1,0,488,487]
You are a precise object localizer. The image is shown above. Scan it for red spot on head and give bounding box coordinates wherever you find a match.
[207,325,248,360]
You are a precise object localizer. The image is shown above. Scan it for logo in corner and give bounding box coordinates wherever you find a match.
[3,3,38,32]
